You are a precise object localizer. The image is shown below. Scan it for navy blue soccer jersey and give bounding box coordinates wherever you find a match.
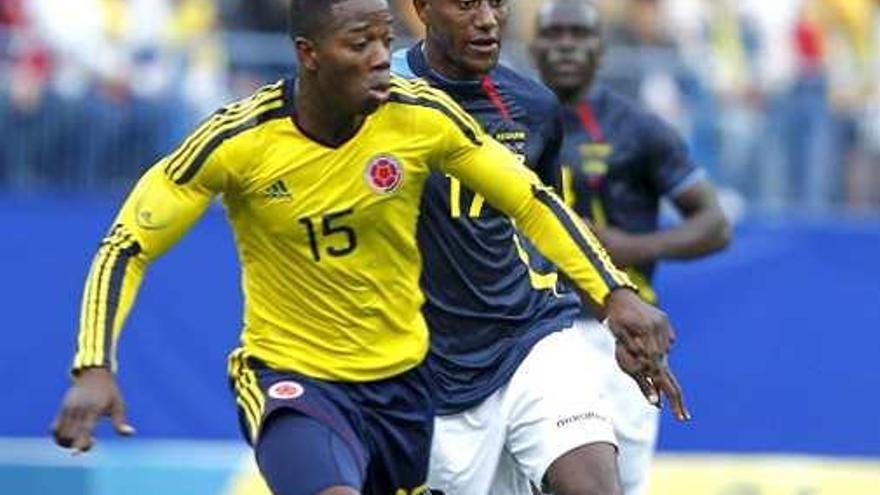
[559,85,704,304]
[392,43,581,415]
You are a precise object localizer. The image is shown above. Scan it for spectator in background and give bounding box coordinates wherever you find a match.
[699,0,762,201]
[390,0,423,40]
[735,0,804,210]
[23,0,166,187]
[814,0,879,207]
[15,0,225,189]
[782,1,835,211]
[219,0,287,32]
[0,0,57,188]
[601,0,720,181]
[531,4,728,493]
[168,0,228,131]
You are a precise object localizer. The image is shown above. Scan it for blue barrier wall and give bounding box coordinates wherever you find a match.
[2,197,878,455]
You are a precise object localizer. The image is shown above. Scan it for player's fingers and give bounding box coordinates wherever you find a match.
[110,399,135,436]
[52,405,87,449]
[71,409,101,454]
[615,344,660,406]
[626,347,661,379]
[633,374,660,406]
[71,433,95,455]
[656,367,690,422]
[642,321,669,361]
[667,322,678,347]
[652,313,673,352]
[613,322,649,357]
[51,411,75,448]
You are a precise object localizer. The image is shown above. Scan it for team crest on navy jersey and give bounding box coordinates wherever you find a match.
[268,380,304,400]
[365,155,404,194]
[486,120,528,163]
[579,143,612,187]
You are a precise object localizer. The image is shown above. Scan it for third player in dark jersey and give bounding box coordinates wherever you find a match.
[532,1,731,494]
[395,1,691,494]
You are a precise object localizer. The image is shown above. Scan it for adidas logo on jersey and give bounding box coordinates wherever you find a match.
[264,180,292,200]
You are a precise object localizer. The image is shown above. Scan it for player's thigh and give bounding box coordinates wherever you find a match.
[356,365,435,495]
[428,391,508,495]
[545,442,621,495]
[256,411,364,495]
[228,355,370,494]
[580,319,660,495]
[496,446,621,495]
[502,323,619,490]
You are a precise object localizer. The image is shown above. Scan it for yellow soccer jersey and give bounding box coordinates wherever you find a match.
[73,76,632,382]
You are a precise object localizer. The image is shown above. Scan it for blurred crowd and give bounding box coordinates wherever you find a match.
[1,0,878,212]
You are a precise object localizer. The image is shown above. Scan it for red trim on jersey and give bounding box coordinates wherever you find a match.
[480,75,512,121]
[576,102,605,142]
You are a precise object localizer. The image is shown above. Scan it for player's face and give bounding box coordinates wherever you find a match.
[417,0,510,78]
[311,0,394,115]
[531,1,602,96]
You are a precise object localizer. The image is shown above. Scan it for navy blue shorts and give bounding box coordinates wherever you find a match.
[228,351,434,495]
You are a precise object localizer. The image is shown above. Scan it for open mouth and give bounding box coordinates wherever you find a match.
[467,37,499,55]
[367,82,391,102]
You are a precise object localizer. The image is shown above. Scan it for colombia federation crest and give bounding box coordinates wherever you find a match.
[365,154,404,194]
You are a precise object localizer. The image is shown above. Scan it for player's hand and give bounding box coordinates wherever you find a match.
[51,368,135,454]
[615,343,690,421]
[604,288,690,421]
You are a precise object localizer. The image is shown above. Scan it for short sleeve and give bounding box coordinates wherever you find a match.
[642,114,704,198]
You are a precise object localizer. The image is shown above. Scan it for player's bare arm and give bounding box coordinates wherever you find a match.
[596,181,731,267]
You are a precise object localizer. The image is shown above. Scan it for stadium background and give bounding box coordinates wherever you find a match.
[1,0,878,494]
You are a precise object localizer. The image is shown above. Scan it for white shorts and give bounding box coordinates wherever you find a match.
[578,318,660,495]
[427,323,618,495]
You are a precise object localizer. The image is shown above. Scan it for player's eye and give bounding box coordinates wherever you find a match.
[488,0,507,8]
[570,26,593,38]
[350,39,369,51]
[459,0,478,10]
[540,26,562,40]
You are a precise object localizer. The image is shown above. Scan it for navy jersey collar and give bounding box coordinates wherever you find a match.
[585,83,610,108]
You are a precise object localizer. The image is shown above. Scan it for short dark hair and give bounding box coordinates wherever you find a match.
[288,0,350,41]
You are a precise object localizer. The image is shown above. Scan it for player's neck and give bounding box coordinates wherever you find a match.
[294,79,366,148]
[557,83,593,108]
[422,39,485,81]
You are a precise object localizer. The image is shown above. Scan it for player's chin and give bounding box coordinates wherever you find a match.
[360,89,390,114]
[548,73,586,92]
[465,55,498,76]
[360,96,384,115]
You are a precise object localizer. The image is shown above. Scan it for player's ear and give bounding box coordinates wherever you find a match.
[412,0,430,25]
[528,35,545,66]
[528,38,539,63]
[295,37,319,72]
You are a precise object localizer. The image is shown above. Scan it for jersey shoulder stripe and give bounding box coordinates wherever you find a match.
[389,77,482,146]
[164,81,283,178]
[391,75,484,132]
[166,80,290,185]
